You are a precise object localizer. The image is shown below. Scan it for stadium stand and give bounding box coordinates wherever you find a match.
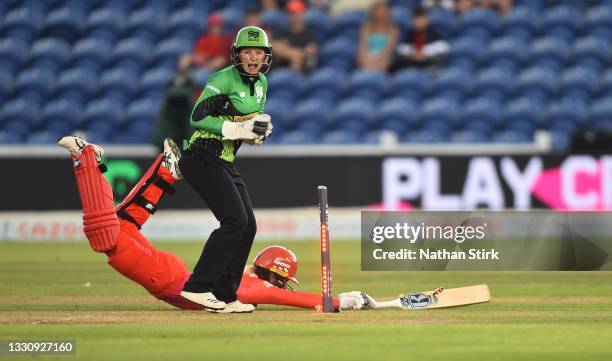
[0,0,610,150]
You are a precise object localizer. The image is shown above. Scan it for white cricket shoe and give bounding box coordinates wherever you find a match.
[180,291,226,311]
[57,135,104,162]
[218,300,255,314]
[162,138,182,180]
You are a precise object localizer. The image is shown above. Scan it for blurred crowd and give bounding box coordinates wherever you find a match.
[155,0,515,144]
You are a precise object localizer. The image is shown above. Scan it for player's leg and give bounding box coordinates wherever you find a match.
[58,136,119,253]
[178,151,252,311]
[115,139,182,238]
[212,174,257,312]
[59,137,196,308]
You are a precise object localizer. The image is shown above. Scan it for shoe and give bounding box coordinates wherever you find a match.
[180,291,226,311]
[218,300,255,314]
[57,136,104,162]
[162,138,182,180]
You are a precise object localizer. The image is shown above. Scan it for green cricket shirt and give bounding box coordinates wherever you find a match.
[188,66,268,162]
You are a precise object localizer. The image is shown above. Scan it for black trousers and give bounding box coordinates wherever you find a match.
[179,150,256,303]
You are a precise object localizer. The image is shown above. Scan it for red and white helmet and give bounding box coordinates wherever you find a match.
[253,246,299,284]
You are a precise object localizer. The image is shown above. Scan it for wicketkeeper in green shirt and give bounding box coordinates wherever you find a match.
[178,26,274,313]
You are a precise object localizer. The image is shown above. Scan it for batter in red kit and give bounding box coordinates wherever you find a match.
[57,136,368,313]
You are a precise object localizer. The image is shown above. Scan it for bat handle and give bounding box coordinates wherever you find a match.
[371,299,403,309]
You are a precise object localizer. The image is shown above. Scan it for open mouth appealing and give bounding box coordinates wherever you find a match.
[247,63,258,72]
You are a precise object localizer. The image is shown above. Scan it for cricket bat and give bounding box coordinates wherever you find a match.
[368,284,490,310]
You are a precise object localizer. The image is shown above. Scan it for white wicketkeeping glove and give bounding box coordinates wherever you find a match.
[338,291,370,310]
[244,114,273,145]
[222,120,259,141]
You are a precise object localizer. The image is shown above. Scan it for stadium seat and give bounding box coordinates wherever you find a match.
[304,7,331,41]
[168,8,206,37]
[472,67,514,101]
[492,130,531,143]
[27,131,61,144]
[190,67,213,89]
[42,98,83,128]
[261,9,290,33]
[560,67,600,102]
[600,70,612,97]
[125,99,159,125]
[419,97,460,127]
[529,37,570,72]
[549,130,571,151]
[321,130,360,144]
[457,8,499,37]
[279,130,317,144]
[301,67,346,103]
[125,7,167,43]
[153,38,193,69]
[428,9,456,39]
[547,99,588,129]
[1,120,31,138]
[336,119,369,134]
[500,7,539,36]
[99,68,140,97]
[43,6,86,41]
[460,97,502,125]
[450,130,488,143]
[378,118,410,135]
[14,68,56,102]
[329,10,366,38]
[139,67,174,91]
[290,98,332,130]
[449,37,488,65]
[262,97,291,128]
[331,98,377,129]
[0,38,29,74]
[428,68,472,101]
[29,38,71,68]
[541,6,583,39]
[319,37,357,70]
[503,97,546,128]
[463,119,495,135]
[588,98,612,128]
[485,37,529,71]
[71,38,113,72]
[402,130,448,143]
[572,37,611,71]
[83,98,125,127]
[0,72,13,98]
[377,98,419,127]
[2,6,46,44]
[1,96,42,126]
[219,7,244,33]
[343,70,388,101]
[110,37,153,72]
[389,69,429,103]
[267,69,304,102]
[514,67,558,102]
[85,7,127,35]
[0,132,23,144]
[586,6,612,40]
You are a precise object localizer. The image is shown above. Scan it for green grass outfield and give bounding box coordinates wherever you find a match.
[1,241,611,361]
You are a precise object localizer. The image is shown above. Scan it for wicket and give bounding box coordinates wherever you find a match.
[318,186,334,312]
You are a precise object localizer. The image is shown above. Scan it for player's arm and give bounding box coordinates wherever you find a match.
[189,73,230,135]
[242,282,341,310]
[190,74,263,141]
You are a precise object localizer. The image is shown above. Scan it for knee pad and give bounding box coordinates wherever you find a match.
[74,146,119,252]
[115,154,176,229]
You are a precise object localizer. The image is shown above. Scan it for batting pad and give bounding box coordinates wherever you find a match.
[74,146,120,252]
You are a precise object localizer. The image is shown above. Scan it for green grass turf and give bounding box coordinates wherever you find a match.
[1,241,611,361]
